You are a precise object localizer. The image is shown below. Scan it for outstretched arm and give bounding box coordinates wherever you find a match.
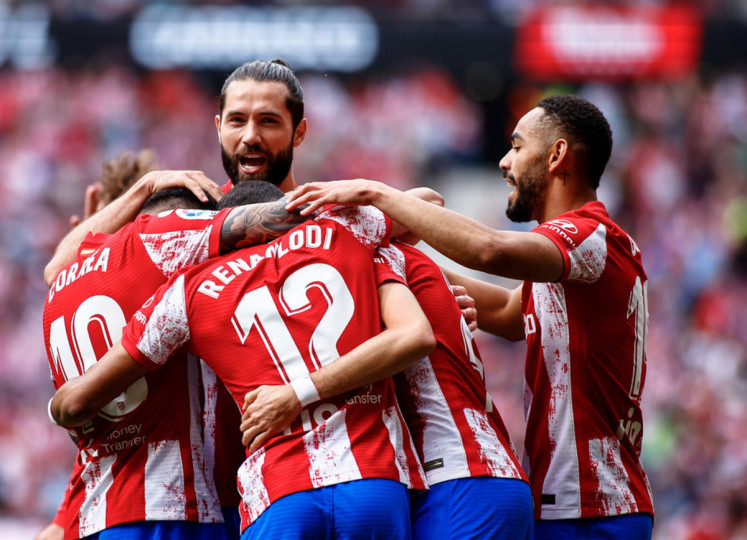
[287,179,563,282]
[45,170,224,286]
[50,342,149,427]
[240,280,435,452]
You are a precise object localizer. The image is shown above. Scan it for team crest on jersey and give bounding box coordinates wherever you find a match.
[545,219,578,234]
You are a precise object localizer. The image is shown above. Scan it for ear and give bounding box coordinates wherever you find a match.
[293,118,307,148]
[215,114,222,142]
[547,138,569,174]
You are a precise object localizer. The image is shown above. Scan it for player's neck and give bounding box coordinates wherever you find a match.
[279,174,298,194]
[538,182,597,223]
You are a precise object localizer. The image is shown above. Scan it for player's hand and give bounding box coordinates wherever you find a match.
[453,285,478,332]
[286,179,385,215]
[34,522,64,540]
[240,384,303,453]
[137,170,224,204]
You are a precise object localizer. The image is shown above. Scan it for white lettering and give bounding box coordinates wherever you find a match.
[523,313,536,336]
[197,280,224,299]
[213,265,235,285]
[93,248,110,272]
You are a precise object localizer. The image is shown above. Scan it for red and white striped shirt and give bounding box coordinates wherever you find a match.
[523,201,654,519]
[121,206,427,531]
[43,208,229,538]
[375,242,527,486]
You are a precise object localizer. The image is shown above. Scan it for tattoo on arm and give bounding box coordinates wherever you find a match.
[219,195,313,253]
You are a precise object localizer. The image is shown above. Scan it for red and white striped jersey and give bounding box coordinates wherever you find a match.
[523,201,654,520]
[375,242,527,486]
[43,208,230,539]
[121,206,427,531]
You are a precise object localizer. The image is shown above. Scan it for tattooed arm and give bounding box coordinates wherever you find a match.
[219,194,314,253]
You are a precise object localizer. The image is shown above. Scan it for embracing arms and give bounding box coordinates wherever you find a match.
[287,180,563,282]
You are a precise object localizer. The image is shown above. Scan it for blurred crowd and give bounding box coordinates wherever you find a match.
[0,58,745,538]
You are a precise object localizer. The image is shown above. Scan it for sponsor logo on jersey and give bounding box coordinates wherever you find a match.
[545,219,578,234]
[175,209,218,220]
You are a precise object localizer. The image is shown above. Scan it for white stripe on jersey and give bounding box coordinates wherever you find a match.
[305,408,362,487]
[533,281,582,519]
[79,454,115,537]
[589,436,636,515]
[140,227,214,277]
[464,408,523,479]
[402,357,472,485]
[137,275,190,367]
[238,449,270,523]
[199,360,219,507]
[567,224,607,283]
[144,440,187,520]
[382,405,426,487]
[187,355,221,521]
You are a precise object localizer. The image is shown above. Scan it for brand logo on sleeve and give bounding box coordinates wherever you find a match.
[545,219,578,234]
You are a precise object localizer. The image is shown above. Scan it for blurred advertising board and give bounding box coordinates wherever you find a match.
[514,4,703,81]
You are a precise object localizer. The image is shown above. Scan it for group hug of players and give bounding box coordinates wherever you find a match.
[41,59,654,540]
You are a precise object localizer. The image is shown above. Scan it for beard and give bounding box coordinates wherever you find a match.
[505,169,547,223]
[221,141,294,187]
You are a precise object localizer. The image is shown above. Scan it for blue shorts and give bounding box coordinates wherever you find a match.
[222,506,241,540]
[411,477,534,540]
[242,479,411,540]
[83,520,227,539]
[534,513,653,540]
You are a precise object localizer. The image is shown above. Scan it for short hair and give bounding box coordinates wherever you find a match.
[140,187,218,215]
[219,59,304,129]
[537,94,612,189]
[98,150,159,206]
[218,181,284,210]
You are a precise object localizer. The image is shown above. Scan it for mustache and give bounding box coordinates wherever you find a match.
[239,143,267,156]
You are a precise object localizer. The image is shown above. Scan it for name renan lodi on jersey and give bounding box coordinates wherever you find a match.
[197,223,335,299]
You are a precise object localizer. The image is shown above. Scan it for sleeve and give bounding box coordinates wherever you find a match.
[121,271,192,371]
[207,207,232,258]
[533,216,608,284]
[373,245,408,286]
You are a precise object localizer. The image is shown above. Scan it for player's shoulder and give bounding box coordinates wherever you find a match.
[317,204,389,248]
[135,208,218,232]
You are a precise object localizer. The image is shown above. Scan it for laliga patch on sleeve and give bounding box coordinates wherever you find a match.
[175,209,218,220]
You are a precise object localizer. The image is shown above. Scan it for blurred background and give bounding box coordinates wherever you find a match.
[1,1,745,538]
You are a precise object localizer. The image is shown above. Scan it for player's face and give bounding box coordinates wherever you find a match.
[499,108,549,223]
[216,79,306,192]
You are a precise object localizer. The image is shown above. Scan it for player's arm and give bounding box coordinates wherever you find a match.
[240,280,436,452]
[50,342,149,427]
[287,179,564,282]
[219,194,312,253]
[442,268,524,341]
[221,186,442,253]
[33,523,63,540]
[44,170,223,286]
[391,186,444,243]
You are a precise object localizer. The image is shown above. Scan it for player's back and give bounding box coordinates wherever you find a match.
[376,242,526,485]
[123,206,427,528]
[43,210,224,538]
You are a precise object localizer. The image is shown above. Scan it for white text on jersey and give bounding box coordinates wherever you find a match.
[48,248,111,303]
[198,225,334,299]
